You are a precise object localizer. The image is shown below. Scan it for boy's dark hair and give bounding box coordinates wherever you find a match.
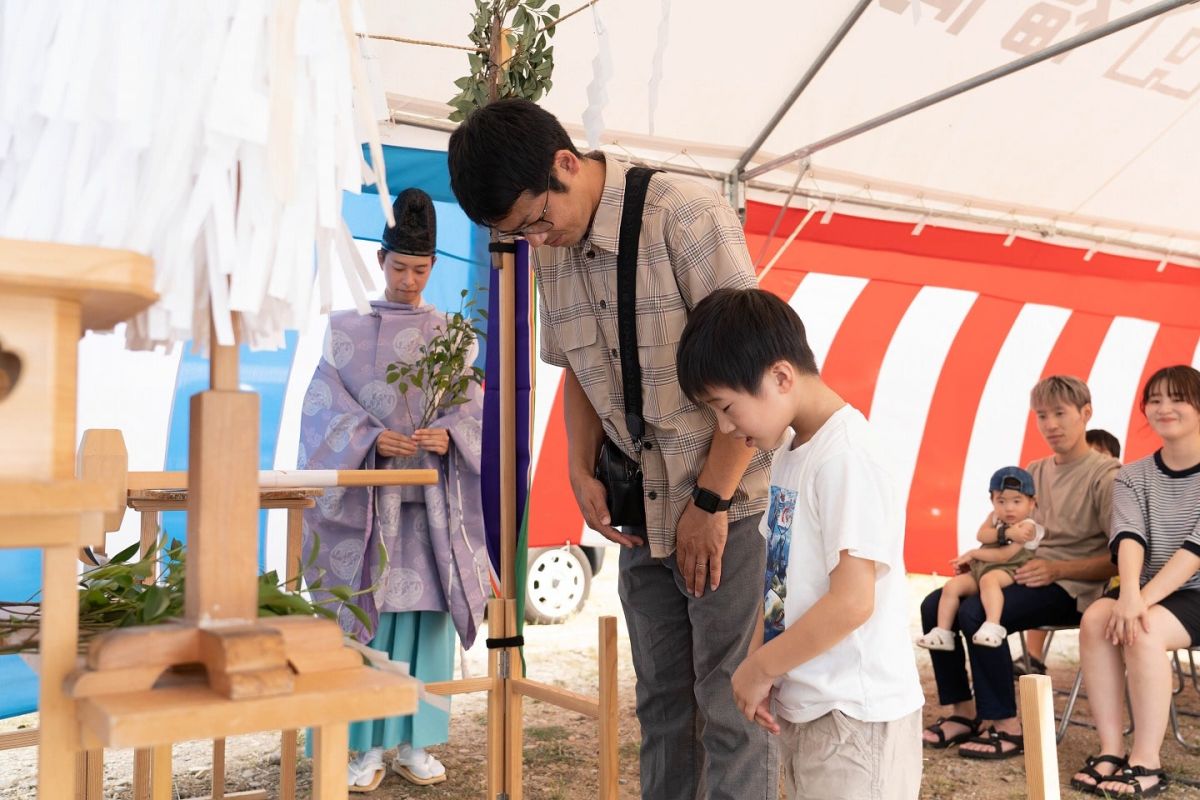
[1140,364,1200,415]
[1085,428,1121,459]
[677,287,817,402]
[447,98,582,226]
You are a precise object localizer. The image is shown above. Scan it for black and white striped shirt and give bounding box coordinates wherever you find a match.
[1110,451,1200,592]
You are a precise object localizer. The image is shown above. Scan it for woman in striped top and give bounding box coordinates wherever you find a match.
[1071,365,1200,797]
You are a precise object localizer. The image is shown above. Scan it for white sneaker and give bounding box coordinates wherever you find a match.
[916,627,957,651]
[392,743,447,786]
[348,747,385,792]
[972,621,1008,648]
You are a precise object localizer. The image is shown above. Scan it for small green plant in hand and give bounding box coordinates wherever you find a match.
[385,289,487,431]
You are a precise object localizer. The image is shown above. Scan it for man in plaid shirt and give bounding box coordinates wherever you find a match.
[449,99,775,800]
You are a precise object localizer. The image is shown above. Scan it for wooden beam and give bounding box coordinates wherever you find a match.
[598,616,618,800]
[424,677,493,696]
[186,390,260,623]
[1019,674,1060,800]
[279,730,298,800]
[0,729,38,750]
[510,678,599,718]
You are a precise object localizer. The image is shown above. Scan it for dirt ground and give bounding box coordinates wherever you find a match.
[2,567,1200,799]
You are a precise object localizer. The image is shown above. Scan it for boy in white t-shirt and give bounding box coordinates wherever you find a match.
[676,288,924,800]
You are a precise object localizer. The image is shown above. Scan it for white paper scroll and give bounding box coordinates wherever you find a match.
[0,0,392,351]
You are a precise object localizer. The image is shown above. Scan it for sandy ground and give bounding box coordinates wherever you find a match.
[2,564,1200,799]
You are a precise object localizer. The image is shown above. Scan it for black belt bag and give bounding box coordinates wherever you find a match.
[595,438,644,527]
[593,166,660,529]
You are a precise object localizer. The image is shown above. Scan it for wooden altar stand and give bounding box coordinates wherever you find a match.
[0,239,157,799]
[0,237,424,800]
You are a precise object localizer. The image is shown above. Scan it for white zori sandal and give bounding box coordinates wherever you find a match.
[392,743,447,786]
[916,627,957,651]
[971,621,1008,648]
[348,747,386,793]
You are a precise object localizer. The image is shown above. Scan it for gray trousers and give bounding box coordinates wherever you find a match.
[618,512,778,800]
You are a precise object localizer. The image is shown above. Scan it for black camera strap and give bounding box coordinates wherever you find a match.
[616,166,661,452]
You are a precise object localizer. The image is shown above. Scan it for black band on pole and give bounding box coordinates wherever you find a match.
[488,241,519,254]
[485,635,526,649]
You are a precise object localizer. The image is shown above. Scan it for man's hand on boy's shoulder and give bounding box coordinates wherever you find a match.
[1014,558,1059,587]
[675,502,728,598]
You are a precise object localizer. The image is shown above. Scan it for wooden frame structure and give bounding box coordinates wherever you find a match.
[0,236,619,800]
[0,238,424,800]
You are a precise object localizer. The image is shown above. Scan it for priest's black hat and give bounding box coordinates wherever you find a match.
[381,188,437,255]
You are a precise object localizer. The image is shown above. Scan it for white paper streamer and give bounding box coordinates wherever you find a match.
[344,639,452,713]
[0,1,391,351]
[581,4,612,149]
[647,0,671,136]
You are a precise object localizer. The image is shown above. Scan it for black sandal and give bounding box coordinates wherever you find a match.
[923,715,981,749]
[1098,765,1169,798]
[957,726,1024,760]
[1070,754,1128,795]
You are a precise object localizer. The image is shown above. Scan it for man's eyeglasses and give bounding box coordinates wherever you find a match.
[495,174,553,239]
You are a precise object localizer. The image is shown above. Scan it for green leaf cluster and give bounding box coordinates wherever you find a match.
[448,0,561,121]
[385,288,488,432]
[0,533,385,656]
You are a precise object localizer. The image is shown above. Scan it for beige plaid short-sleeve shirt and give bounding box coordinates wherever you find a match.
[535,156,771,557]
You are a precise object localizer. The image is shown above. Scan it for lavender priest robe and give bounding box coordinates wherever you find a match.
[299,301,488,647]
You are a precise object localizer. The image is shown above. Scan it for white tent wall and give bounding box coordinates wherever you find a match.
[364,0,1200,265]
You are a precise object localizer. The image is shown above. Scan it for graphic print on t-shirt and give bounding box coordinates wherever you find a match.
[764,484,798,643]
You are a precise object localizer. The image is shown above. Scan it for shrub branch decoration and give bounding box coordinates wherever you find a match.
[385,289,487,432]
[448,0,561,121]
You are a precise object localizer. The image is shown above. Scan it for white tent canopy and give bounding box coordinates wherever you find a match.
[363,0,1200,266]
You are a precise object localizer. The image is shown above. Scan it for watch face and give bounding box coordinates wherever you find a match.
[693,487,722,512]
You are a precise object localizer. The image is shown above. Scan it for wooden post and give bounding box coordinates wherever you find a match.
[1019,674,1060,800]
[486,597,507,797]
[185,384,260,624]
[285,506,304,590]
[40,542,82,800]
[504,600,524,800]
[140,510,159,572]
[150,744,172,800]
[279,729,298,800]
[497,245,517,599]
[133,749,152,800]
[310,724,350,800]
[211,739,226,799]
[598,616,618,800]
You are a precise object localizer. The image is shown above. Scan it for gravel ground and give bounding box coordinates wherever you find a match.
[2,567,1199,798]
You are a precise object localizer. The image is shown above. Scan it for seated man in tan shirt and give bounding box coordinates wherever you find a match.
[920,375,1119,758]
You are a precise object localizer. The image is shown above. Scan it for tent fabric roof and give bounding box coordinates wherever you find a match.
[362,0,1200,267]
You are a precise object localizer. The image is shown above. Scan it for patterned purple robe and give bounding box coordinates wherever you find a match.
[299,301,488,647]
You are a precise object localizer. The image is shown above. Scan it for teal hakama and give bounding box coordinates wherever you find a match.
[306,610,455,756]
[349,610,455,751]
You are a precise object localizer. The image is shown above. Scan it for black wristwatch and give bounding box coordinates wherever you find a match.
[692,485,732,514]
[996,523,1009,546]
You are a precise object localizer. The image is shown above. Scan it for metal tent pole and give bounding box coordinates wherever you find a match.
[742,0,1199,181]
